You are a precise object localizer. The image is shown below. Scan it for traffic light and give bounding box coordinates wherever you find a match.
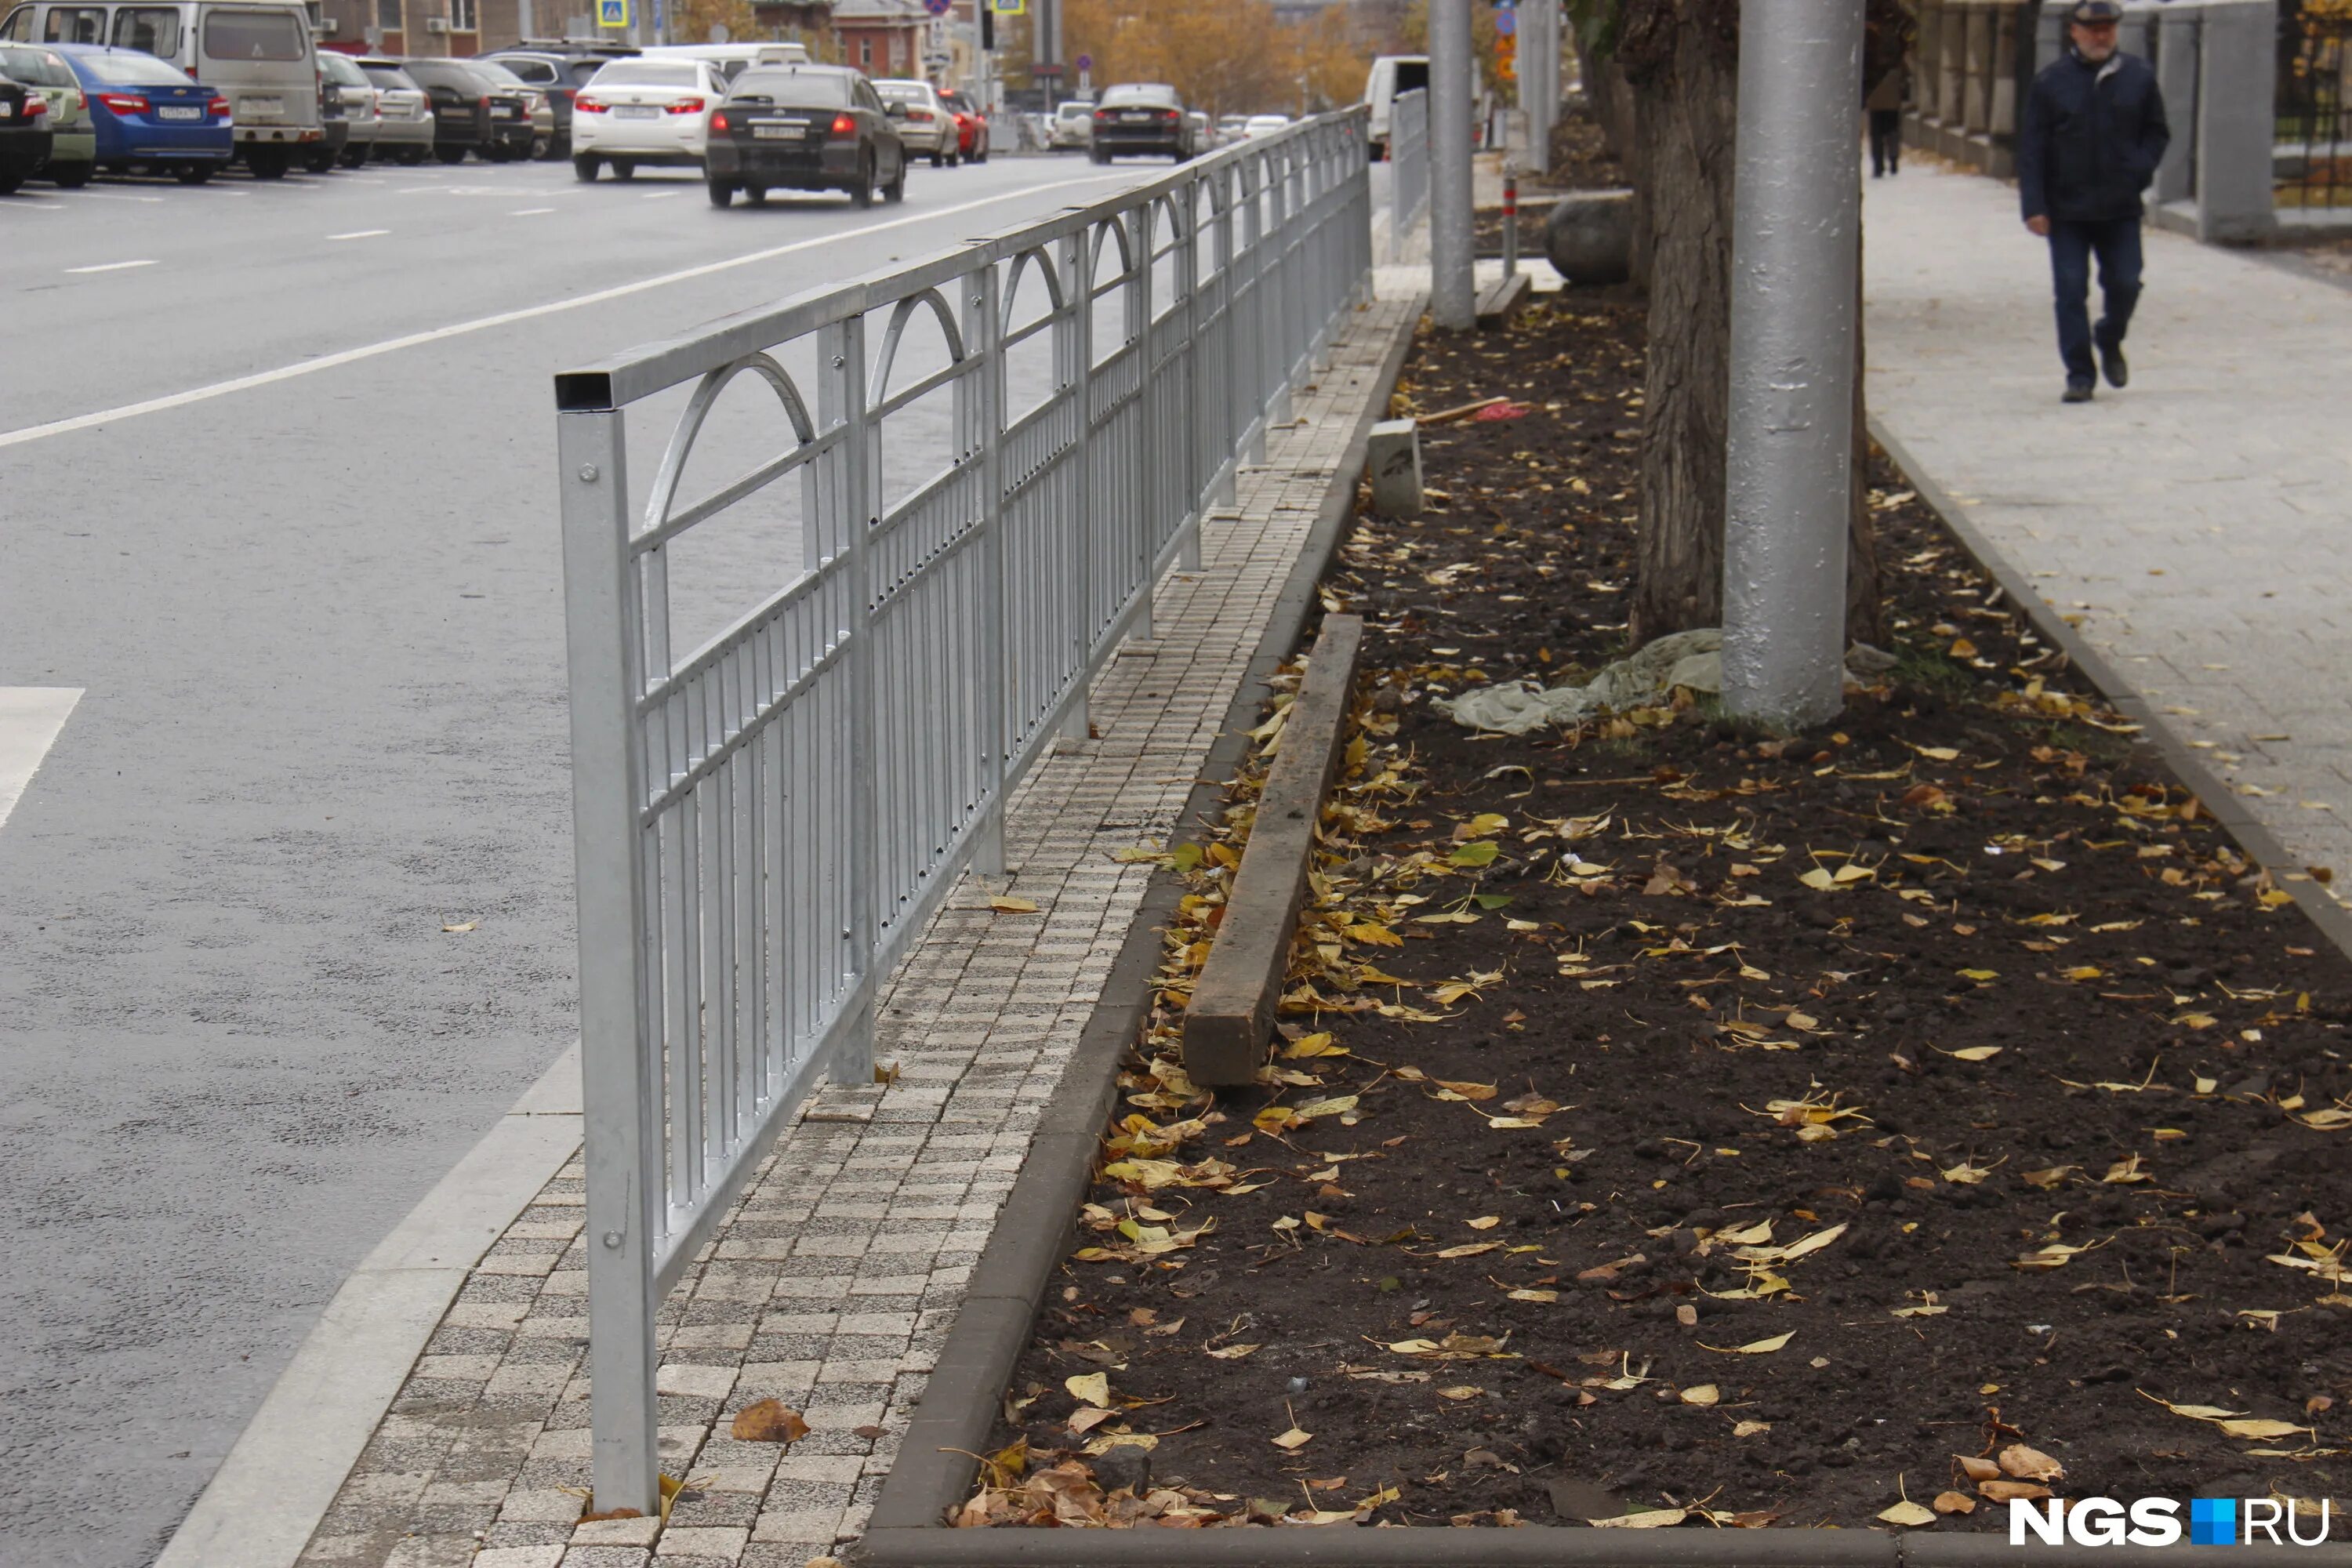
[982,5,993,48]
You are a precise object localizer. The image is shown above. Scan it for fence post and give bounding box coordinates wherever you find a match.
[818,314,878,1080]
[965,263,1009,878]
[1061,230,1094,741]
[2153,5,2199,208]
[1127,201,1156,643]
[561,408,661,1522]
[1174,183,1205,575]
[2194,0,2278,243]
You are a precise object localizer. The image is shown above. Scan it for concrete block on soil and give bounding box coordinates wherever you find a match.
[1367,419,1424,518]
[1545,188,1635,285]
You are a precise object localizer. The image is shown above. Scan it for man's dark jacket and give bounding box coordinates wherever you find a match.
[2017,49,2170,222]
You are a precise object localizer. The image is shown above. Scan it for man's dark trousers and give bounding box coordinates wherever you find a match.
[2048,215,2142,384]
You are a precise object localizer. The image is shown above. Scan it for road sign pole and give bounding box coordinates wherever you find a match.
[1428,0,1475,331]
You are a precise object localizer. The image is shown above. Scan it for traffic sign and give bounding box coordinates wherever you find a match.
[1076,52,1091,69]
[991,0,1024,12]
[597,0,627,25]
[1494,8,1515,34]
[1031,62,1063,75]
[924,0,949,15]
[1494,31,1515,56]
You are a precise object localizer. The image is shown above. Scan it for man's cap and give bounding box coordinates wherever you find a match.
[2070,0,2122,22]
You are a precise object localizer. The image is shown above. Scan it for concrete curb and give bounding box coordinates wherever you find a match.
[850,329,2352,1568]
[859,291,1422,1546]
[1869,417,2352,960]
[153,1045,584,1568]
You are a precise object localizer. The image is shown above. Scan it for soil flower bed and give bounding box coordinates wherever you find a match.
[964,296,2352,1534]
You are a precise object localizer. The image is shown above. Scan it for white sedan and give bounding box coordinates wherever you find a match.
[572,58,726,180]
[1243,113,1292,139]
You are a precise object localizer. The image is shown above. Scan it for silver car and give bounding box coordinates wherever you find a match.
[358,59,434,165]
[1048,97,1092,151]
[316,49,379,169]
[872,78,950,165]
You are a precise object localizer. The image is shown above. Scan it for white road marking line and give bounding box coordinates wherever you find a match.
[65,258,158,274]
[510,206,554,215]
[640,190,681,200]
[1,200,67,211]
[328,228,390,240]
[0,688,82,833]
[77,191,165,203]
[0,174,1131,452]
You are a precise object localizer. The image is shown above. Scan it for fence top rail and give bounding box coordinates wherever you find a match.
[552,106,1368,416]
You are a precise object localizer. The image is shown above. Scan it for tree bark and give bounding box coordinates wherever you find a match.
[1619,0,1738,645]
[1846,216,1886,649]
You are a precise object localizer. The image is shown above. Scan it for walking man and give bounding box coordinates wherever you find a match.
[1866,63,1904,178]
[2017,0,2169,402]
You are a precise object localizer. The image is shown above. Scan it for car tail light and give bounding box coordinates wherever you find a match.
[1162,108,1180,120]
[710,109,728,132]
[97,92,149,114]
[1093,108,1109,119]
[575,95,605,113]
[909,107,931,121]
[479,94,492,110]
[26,94,45,118]
[209,95,231,117]
[666,96,705,114]
[830,112,855,136]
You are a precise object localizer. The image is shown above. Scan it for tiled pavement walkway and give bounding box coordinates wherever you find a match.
[1865,165,2352,885]
[290,289,1418,1568]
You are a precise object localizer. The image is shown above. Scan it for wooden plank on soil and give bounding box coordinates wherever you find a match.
[1475,270,1534,330]
[1182,614,1363,1087]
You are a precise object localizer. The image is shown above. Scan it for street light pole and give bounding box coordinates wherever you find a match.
[1719,0,1864,729]
[1428,0,1476,331]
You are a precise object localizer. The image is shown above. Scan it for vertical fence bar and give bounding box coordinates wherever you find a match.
[1060,229,1093,741]
[561,408,661,1520]
[967,262,1009,875]
[817,314,877,1080]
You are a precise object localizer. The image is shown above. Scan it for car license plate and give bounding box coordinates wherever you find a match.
[157,104,201,120]
[615,104,659,118]
[1123,111,1152,122]
[241,96,282,119]
[491,106,517,118]
[752,122,797,139]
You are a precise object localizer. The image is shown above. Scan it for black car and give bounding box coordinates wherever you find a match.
[0,71,51,193]
[479,45,622,158]
[704,64,904,209]
[1090,82,1193,162]
[390,57,533,164]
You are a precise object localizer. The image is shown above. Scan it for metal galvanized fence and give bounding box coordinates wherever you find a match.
[1388,86,1430,262]
[556,108,1373,1513]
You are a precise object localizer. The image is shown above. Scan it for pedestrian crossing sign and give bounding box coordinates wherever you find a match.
[597,0,627,26]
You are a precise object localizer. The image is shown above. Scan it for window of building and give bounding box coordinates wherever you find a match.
[450,0,476,29]
[858,36,871,67]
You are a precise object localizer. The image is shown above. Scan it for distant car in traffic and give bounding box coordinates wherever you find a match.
[0,64,51,191]
[572,54,724,180]
[315,49,376,169]
[469,56,557,159]
[871,78,950,165]
[1090,82,1192,162]
[478,44,618,158]
[638,40,809,85]
[1214,112,1246,147]
[938,87,985,162]
[354,58,432,165]
[1047,96,1091,150]
[704,62,903,209]
[51,42,230,181]
[1243,112,1290,139]
[0,41,89,184]
[385,56,533,164]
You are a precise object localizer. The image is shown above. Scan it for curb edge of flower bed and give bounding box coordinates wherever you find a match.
[855,292,1423,1548]
[851,317,2352,1568]
[1868,418,2352,966]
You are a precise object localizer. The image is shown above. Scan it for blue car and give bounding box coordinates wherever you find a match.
[53,44,231,183]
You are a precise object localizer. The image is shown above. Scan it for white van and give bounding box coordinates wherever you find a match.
[1363,54,1428,159]
[637,41,809,85]
[0,0,321,175]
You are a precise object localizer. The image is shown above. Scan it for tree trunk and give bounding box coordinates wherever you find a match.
[1621,8,1737,645]
[1846,216,1886,649]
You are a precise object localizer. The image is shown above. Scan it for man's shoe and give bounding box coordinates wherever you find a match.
[2063,379,2095,403]
[2095,328,2129,389]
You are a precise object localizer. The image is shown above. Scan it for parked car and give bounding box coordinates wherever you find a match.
[354,56,431,165]
[314,47,376,169]
[0,40,89,183]
[0,64,50,191]
[52,41,230,181]
[1362,53,1427,160]
[703,62,903,209]
[1214,112,1246,147]
[1047,96,1090,150]
[571,54,723,180]
[870,77,949,165]
[469,56,556,159]
[1243,112,1290,139]
[1,2,326,177]
[937,87,985,162]
[387,56,532,164]
[478,43,617,158]
[1090,82,1191,162]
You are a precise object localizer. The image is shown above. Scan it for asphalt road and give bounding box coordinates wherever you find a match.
[0,148,1157,1568]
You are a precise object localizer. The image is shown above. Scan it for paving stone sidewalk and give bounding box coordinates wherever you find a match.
[289,289,1417,1568]
[1865,165,2352,887]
